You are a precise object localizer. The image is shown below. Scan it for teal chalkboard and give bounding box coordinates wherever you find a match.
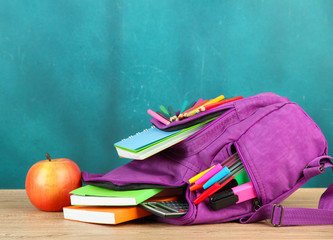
[1,0,333,188]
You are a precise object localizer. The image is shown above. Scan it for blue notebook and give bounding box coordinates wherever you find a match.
[114,127,181,151]
[114,119,214,160]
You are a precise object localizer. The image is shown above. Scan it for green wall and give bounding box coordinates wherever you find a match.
[1,0,332,188]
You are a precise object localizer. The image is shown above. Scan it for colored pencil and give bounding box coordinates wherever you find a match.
[147,109,170,125]
[198,96,243,113]
[180,100,189,114]
[197,96,243,113]
[159,105,170,117]
[181,100,209,119]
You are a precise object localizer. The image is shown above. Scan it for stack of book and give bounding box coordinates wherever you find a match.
[64,108,203,224]
[63,185,181,225]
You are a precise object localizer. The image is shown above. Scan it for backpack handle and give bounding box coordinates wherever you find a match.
[242,156,333,226]
[233,92,289,121]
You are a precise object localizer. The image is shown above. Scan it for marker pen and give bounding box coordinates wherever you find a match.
[209,182,256,210]
[193,167,245,205]
[203,161,242,189]
[195,153,239,185]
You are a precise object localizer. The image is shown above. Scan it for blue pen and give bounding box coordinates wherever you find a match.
[203,167,230,189]
[203,161,242,189]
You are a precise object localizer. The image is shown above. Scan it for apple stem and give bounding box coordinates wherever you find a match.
[46,153,52,162]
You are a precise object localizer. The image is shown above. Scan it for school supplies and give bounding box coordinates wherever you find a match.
[209,182,256,210]
[197,96,243,113]
[183,95,225,118]
[198,153,239,184]
[167,106,176,120]
[180,100,189,114]
[140,200,189,218]
[178,99,208,120]
[190,167,250,192]
[114,119,213,160]
[150,95,243,132]
[150,94,229,124]
[147,109,170,125]
[188,166,215,184]
[63,205,152,225]
[159,105,170,117]
[189,153,240,191]
[193,164,245,205]
[203,160,243,189]
[70,185,164,206]
[82,93,333,227]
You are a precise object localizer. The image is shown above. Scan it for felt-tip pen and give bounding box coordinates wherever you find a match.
[193,167,244,205]
[209,182,256,210]
[203,161,242,189]
[195,153,240,185]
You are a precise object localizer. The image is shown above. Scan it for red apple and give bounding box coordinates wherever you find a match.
[25,153,82,211]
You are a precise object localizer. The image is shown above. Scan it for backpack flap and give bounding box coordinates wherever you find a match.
[234,101,327,205]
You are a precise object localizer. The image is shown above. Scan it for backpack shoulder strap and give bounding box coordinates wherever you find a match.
[242,156,333,226]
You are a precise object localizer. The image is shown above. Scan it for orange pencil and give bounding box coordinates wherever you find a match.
[190,98,204,109]
[183,99,207,114]
[184,95,225,118]
[178,100,208,120]
[182,100,211,118]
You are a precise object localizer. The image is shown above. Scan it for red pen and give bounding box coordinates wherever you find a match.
[193,165,244,205]
[193,175,235,205]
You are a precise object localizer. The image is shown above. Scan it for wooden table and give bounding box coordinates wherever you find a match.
[1,189,332,239]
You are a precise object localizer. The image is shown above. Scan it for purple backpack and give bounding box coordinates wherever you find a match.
[82,93,333,226]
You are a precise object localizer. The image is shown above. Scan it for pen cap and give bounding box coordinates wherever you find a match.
[232,182,256,204]
[203,167,230,189]
[209,189,234,202]
[210,195,239,210]
[234,170,250,185]
[212,179,238,196]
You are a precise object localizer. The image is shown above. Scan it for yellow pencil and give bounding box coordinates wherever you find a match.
[193,95,225,114]
[206,94,225,105]
[185,95,225,118]
[184,99,213,118]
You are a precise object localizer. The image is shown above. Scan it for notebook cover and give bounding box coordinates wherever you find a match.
[114,126,181,151]
[70,185,163,205]
[114,122,207,159]
[114,118,215,155]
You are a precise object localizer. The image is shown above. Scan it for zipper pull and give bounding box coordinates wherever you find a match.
[253,199,261,211]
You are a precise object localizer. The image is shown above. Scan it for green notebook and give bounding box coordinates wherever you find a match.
[70,185,163,206]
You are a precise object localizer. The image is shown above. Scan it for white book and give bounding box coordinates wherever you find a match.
[70,195,137,206]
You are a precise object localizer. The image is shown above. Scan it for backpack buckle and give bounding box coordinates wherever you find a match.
[271,204,284,227]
